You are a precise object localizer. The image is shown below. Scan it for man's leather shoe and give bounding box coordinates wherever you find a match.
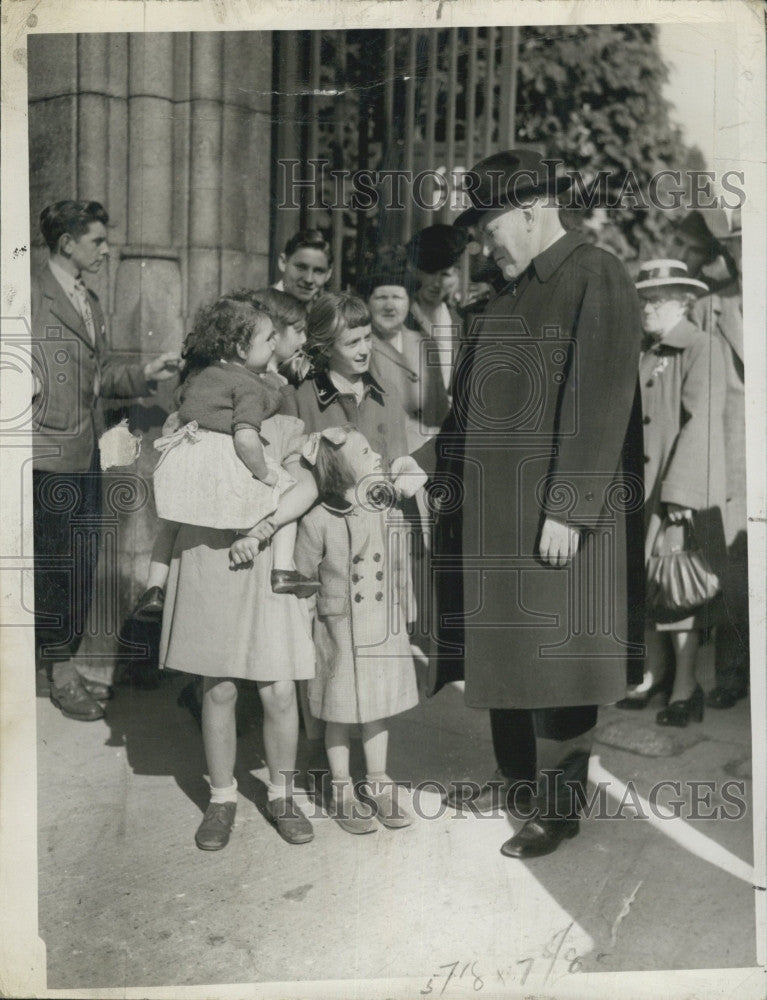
[500,817,579,859]
[445,771,535,816]
[195,801,236,850]
[706,684,748,709]
[266,796,314,844]
[50,678,105,721]
[271,570,321,598]
[80,677,114,701]
[131,586,165,622]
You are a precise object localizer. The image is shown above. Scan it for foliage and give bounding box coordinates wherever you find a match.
[296,24,697,286]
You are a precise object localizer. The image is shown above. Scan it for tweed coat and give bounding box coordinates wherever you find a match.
[279,369,409,467]
[421,230,646,708]
[406,300,464,393]
[294,499,418,723]
[371,329,450,453]
[31,264,150,473]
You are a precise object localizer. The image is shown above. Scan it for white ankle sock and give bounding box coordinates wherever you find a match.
[210,778,238,804]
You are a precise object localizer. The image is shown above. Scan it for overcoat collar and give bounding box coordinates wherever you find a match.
[487,230,590,304]
[531,230,590,283]
[311,369,386,409]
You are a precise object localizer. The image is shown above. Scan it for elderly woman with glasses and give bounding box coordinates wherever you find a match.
[617,260,727,727]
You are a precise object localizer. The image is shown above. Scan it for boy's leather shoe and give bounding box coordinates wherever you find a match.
[195,802,236,851]
[50,678,105,721]
[266,797,314,844]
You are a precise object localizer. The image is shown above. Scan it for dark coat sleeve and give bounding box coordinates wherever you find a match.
[543,252,642,526]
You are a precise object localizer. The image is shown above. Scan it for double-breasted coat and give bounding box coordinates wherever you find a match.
[31,264,151,473]
[639,314,727,631]
[420,231,645,709]
[294,499,418,723]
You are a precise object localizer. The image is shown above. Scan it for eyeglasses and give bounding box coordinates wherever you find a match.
[641,297,683,310]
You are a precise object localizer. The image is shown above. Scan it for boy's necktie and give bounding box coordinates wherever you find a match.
[73,277,101,399]
[73,277,96,345]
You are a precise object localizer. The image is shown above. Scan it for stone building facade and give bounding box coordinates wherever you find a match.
[28,31,274,662]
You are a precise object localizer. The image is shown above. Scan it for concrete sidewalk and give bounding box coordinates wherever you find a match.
[37,642,756,993]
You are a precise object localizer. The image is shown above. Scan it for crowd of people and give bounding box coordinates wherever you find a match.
[31,148,748,860]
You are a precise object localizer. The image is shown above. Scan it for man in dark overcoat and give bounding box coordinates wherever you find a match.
[32,200,179,721]
[422,150,645,858]
[675,209,749,709]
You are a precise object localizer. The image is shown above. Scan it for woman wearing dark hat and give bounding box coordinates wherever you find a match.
[405,224,469,394]
[359,257,450,454]
[617,259,727,726]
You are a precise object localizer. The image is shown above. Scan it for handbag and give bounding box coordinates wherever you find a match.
[646,515,721,617]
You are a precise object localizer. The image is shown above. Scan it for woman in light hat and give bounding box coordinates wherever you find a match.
[617,260,727,726]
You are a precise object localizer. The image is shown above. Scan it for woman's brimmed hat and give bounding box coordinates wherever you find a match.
[454,148,573,228]
[635,259,709,295]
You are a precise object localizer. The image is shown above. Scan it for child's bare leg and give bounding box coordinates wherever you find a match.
[201,676,239,791]
[258,680,313,842]
[325,721,352,785]
[195,676,239,850]
[257,680,300,799]
[326,721,376,832]
[146,518,178,590]
[361,719,412,828]
[271,521,296,572]
[270,517,319,596]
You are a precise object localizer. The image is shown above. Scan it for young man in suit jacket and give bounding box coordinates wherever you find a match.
[32,200,179,721]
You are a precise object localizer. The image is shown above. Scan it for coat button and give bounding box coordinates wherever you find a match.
[645,379,654,387]
[375,571,383,580]
[373,553,381,562]
[643,415,651,424]
[375,592,384,601]
[585,491,594,501]
[352,555,363,564]
[352,573,361,583]
[354,593,364,602]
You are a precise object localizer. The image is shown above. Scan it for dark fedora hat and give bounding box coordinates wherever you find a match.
[675,210,722,250]
[454,148,572,228]
[406,224,469,273]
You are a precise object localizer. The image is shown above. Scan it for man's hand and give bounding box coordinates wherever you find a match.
[666,502,693,524]
[390,455,427,499]
[538,516,580,568]
[144,352,181,383]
